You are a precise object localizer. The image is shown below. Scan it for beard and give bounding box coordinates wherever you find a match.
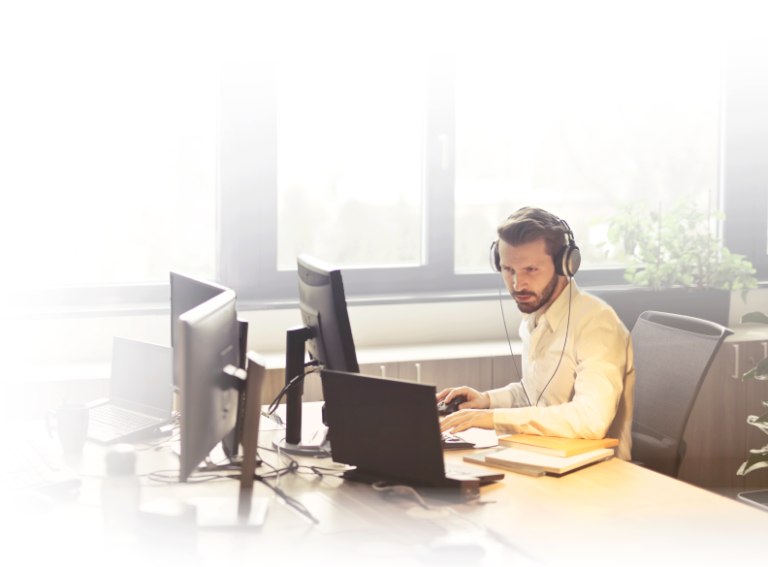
[513,271,560,314]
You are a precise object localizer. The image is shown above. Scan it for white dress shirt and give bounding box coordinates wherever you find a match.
[487,280,635,460]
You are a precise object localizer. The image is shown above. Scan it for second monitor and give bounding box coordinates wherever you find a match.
[280,254,360,450]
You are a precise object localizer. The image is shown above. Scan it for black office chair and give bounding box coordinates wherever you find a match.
[630,311,732,477]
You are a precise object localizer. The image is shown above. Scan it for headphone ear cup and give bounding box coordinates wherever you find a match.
[566,246,581,277]
[489,241,502,272]
[553,245,567,277]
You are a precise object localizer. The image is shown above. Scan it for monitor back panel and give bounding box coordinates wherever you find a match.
[178,291,240,481]
[170,271,228,350]
[320,370,446,485]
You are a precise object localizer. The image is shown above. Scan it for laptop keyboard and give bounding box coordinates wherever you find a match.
[90,404,162,433]
[0,437,80,492]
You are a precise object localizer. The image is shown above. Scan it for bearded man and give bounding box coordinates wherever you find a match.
[439,207,635,460]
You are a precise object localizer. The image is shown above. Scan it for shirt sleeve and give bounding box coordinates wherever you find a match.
[487,381,531,408]
[490,313,630,440]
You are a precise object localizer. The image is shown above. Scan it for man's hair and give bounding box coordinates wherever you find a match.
[496,207,567,258]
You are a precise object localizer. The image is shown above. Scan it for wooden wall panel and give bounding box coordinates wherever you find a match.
[302,370,324,402]
[491,354,523,390]
[358,363,397,379]
[398,357,492,394]
[745,364,768,491]
[679,345,748,493]
[263,368,286,407]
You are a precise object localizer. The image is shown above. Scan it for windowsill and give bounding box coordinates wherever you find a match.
[262,339,524,370]
[15,281,768,320]
[6,339,524,383]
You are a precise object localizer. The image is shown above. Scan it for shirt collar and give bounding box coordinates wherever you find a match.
[522,279,579,333]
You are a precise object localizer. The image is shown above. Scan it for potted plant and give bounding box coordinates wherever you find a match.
[737,339,768,506]
[589,197,757,328]
[739,313,768,475]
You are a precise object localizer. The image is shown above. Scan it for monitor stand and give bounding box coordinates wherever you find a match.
[188,352,271,528]
[271,434,331,456]
[188,494,269,528]
[277,325,330,457]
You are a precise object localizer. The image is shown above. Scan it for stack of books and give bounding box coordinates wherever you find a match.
[463,434,619,477]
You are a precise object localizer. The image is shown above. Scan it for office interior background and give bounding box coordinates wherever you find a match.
[2,1,768,402]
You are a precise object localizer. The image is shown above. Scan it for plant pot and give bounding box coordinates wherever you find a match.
[588,287,731,332]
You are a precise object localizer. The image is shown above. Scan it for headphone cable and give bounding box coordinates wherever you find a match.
[499,279,531,407]
[498,275,574,408]
[533,277,573,407]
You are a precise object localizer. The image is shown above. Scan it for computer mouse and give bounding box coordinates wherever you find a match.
[437,394,467,416]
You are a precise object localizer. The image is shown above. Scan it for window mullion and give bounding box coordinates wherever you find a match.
[423,54,456,278]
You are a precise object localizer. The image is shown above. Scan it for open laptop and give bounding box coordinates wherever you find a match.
[320,370,504,490]
[87,337,173,444]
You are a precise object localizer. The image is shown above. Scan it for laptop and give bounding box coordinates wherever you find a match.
[87,337,173,444]
[320,370,504,490]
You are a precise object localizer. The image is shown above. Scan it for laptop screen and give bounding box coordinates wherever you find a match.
[320,370,446,485]
[110,337,173,417]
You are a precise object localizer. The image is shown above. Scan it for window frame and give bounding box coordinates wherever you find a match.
[217,52,629,310]
[20,44,760,317]
[722,38,768,280]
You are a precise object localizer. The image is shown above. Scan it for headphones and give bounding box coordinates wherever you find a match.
[489,219,581,278]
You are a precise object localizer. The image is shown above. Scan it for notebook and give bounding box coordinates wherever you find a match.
[87,337,173,444]
[499,434,619,458]
[464,446,614,476]
[320,370,504,489]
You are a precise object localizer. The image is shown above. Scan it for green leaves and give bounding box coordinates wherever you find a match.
[748,412,768,431]
[737,408,768,475]
[743,357,768,380]
[737,446,768,476]
[741,312,768,325]
[591,197,757,297]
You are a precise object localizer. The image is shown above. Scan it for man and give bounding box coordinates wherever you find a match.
[439,207,635,460]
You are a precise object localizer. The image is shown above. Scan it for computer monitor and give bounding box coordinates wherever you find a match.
[176,289,241,482]
[170,271,230,352]
[280,255,359,451]
[171,271,249,460]
[298,254,359,373]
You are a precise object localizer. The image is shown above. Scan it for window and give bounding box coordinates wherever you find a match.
[2,3,216,310]
[8,3,764,315]
[454,3,722,272]
[274,25,426,270]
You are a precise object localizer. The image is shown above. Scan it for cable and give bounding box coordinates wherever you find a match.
[134,432,179,452]
[371,482,529,555]
[267,364,323,416]
[144,455,320,524]
[534,277,573,407]
[498,275,574,408]
[499,279,531,407]
[371,482,433,509]
[256,477,319,524]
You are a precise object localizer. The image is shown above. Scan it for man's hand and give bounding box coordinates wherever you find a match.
[436,386,494,433]
[440,409,494,433]
[436,386,491,410]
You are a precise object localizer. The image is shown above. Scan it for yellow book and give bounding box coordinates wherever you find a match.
[498,434,619,458]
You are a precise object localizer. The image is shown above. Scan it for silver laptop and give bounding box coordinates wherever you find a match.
[87,337,173,444]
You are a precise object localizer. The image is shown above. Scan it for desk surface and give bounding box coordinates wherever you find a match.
[4,422,768,567]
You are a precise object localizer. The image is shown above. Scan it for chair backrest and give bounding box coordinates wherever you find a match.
[631,311,732,477]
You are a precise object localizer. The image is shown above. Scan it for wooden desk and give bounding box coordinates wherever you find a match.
[5,425,768,567]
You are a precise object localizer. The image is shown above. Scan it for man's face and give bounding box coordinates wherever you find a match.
[498,237,561,314]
